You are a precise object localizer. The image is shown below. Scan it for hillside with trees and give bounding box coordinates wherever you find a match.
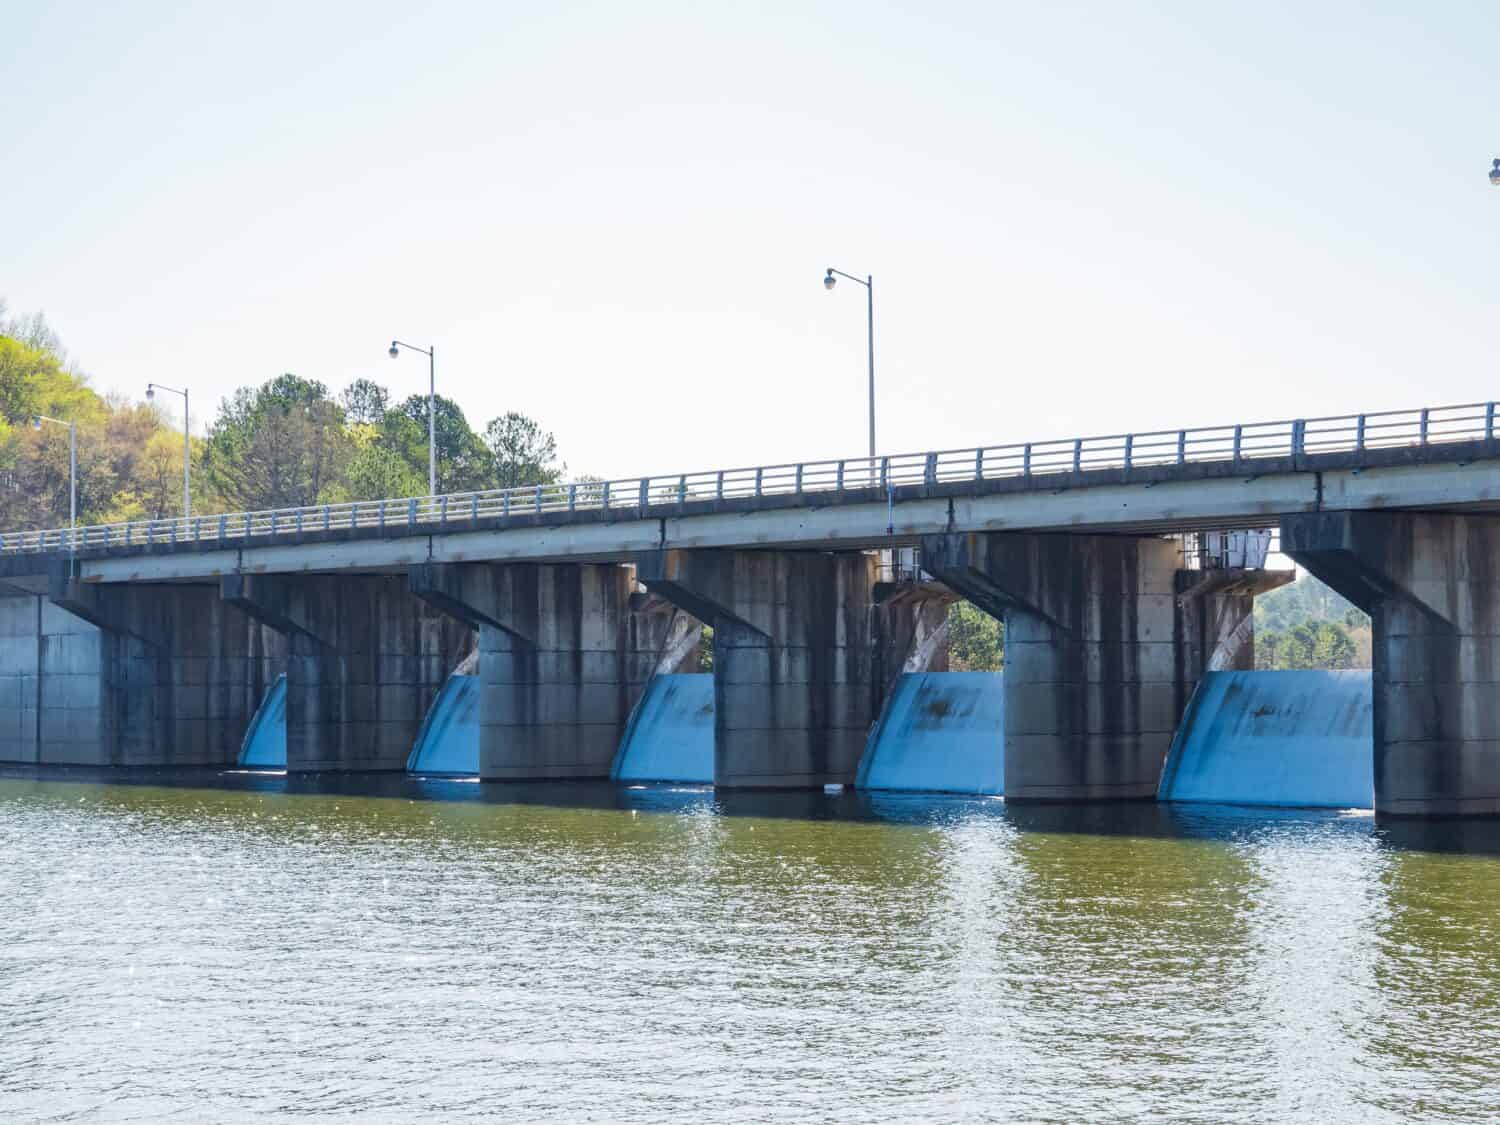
[1254,574,1371,669]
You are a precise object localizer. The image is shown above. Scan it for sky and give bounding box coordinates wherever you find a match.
[3,0,1497,481]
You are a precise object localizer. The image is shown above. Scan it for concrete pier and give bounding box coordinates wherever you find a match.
[1283,511,1500,817]
[638,548,924,789]
[409,562,687,780]
[0,580,280,766]
[922,532,1288,802]
[223,573,468,772]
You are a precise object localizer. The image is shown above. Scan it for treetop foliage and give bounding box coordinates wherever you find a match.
[0,299,569,529]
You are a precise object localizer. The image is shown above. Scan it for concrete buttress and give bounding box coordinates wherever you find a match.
[1282,511,1500,817]
[636,548,925,789]
[222,573,469,772]
[409,562,689,780]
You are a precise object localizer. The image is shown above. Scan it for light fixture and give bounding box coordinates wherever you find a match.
[1490,158,1500,186]
[823,269,836,290]
[388,342,400,358]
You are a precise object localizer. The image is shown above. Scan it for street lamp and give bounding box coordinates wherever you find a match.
[145,382,191,518]
[823,267,876,459]
[33,414,76,565]
[1490,158,1500,186]
[388,339,436,496]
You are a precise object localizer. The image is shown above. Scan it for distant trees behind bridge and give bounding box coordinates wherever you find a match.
[0,302,566,528]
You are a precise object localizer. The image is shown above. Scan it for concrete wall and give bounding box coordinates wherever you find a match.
[1284,511,1500,817]
[0,586,282,766]
[224,573,469,772]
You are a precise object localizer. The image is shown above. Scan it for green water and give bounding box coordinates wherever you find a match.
[1,770,1498,1122]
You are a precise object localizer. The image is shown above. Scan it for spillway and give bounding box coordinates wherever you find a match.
[611,674,714,784]
[237,674,287,770]
[1158,670,1373,809]
[856,672,1005,795]
[406,673,479,775]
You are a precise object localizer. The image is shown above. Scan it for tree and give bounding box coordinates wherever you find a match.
[485,411,562,490]
[203,374,352,510]
[948,601,1003,671]
[341,378,390,426]
[378,394,492,494]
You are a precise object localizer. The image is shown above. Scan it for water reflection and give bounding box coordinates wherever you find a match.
[1,766,1499,1121]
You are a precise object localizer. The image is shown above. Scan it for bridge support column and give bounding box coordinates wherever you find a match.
[637,548,913,789]
[409,562,684,780]
[921,532,1288,801]
[1283,511,1500,817]
[222,573,467,772]
[0,577,279,767]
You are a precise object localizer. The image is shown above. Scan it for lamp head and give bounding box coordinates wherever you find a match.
[145,384,155,401]
[1491,158,1500,186]
[823,269,836,290]
[388,342,400,359]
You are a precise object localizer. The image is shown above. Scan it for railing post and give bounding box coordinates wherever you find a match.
[535,484,543,513]
[126,524,133,546]
[243,513,251,538]
[170,519,177,544]
[715,470,724,500]
[794,463,803,493]
[924,452,937,485]
[836,461,845,491]
[974,448,984,480]
[193,517,201,542]
[295,510,303,534]
[440,495,449,523]
[600,482,610,510]
[881,456,891,489]
[378,500,386,529]
[1023,444,1032,479]
[1292,419,1306,459]
[1123,434,1134,470]
[270,513,277,536]
[218,514,227,541]
[1356,414,1366,452]
[502,492,511,518]
[1072,438,1083,474]
[1488,403,1497,446]
[1176,430,1186,465]
[568,484,577,512]
[408,498,418,525]
[323,505,331,531]
[471,494,480,520]
[679,475,688,505]
[753,469,762,498]
[639,479,649,510]
[1420,408,1430,445]
[350,502,359,529]
[1232,425,1243,466]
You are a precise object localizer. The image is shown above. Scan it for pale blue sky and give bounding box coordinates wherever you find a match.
[3,1,1496,478]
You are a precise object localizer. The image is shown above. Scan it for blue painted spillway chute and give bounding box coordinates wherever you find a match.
[1158,670,1373,809]
[237,673,287,769]
[611,673,714,784]
[406,673,480,776]
[856,671,1005,795]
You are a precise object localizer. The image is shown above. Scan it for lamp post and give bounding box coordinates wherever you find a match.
[388,339,436,496]
[145,382,191,518]
[33,414,76,563]
[823,267,875,459]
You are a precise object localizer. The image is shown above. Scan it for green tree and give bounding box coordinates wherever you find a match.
[341,378,390,426]
[948,601,1003,671]
[485,411,562,489]
[203,374,352,510]
[380,394,493,494]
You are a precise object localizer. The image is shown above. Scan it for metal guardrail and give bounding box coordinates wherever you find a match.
[2,401,1494,556]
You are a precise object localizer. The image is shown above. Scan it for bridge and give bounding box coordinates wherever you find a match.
[1,400,1498,816]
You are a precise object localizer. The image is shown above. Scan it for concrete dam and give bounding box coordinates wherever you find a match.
[237,662,1375,809]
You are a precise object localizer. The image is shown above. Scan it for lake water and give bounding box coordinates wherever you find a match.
[2,767,1498,1123]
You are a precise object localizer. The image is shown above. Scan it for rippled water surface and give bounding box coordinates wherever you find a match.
[2,769,1499,1123]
